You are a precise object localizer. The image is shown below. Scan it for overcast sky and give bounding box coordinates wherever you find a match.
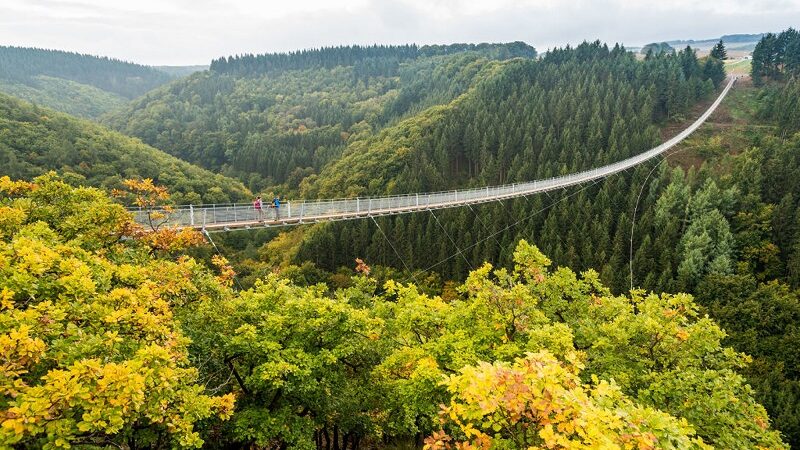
[1,0,799,66]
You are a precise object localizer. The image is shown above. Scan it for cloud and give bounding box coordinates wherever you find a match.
[0,0,798,65]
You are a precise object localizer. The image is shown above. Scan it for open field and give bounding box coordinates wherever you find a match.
[725,58,752,75]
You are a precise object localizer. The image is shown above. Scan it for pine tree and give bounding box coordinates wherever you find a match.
[710,40,727,60]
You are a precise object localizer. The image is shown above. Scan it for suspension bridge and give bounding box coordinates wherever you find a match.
[133,77,736,232]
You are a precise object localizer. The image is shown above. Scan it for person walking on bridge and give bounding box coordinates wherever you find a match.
[253,196,264,222]
[272,196,281,220]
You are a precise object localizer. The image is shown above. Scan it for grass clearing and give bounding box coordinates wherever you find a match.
[724,58,752,76]
[666,79,775,170]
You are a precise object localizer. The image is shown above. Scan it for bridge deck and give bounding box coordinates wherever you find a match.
[132,77,736,232]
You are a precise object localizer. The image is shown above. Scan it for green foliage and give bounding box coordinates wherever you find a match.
[751,28,800,84]
[758,78,800,135]
[104,48,530,191]
[183,238,786,449]
[0,93,251,204]
[0,46,171,98]
[702,56,726,88]
[0,76,127,119]
[695,274,800,447]
[642,42,676,56]
[0,177,789,449]
[710,40,728,60]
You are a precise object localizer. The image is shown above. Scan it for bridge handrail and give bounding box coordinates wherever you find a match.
[131,77,735,230]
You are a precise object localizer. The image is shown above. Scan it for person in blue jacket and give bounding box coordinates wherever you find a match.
[272,196,281,220]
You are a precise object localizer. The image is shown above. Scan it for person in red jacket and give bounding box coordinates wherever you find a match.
[253,196,264,221]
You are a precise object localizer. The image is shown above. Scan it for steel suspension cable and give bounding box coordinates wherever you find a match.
[203,229,244,291]
[429,208,474,272]
[371,215,419,284]
[402,175,608,283]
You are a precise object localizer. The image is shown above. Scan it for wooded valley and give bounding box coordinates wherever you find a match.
[2,31,800,449]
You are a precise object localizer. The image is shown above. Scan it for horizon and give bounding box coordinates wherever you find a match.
[1,0,798,65]
[0,32,769,68]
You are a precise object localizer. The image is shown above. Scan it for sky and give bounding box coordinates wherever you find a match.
[1,0,799,66]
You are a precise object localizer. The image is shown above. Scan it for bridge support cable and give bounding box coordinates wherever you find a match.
[202,229,244,291]
[466,202,506,262]
[370,216,419,284]
[135,78,735,234]
[628,155,667,291]
[429,208,474,273]
[627,139,700,290]
[402,175,608,283]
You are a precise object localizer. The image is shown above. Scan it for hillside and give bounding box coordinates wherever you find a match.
[305,42,725,199]
[0,46,174,118]
[153,65,209,77]
[0,75,127,119]
[104,41,727,277]
[102,43,537,191]
[668,33,765,52]
[0,92,251,204]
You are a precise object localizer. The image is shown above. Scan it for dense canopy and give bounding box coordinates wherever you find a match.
[0,93,251,204]
[0,176,788,448]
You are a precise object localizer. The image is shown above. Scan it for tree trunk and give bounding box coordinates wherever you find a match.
[341,432,351,450]
[333,426,340,450]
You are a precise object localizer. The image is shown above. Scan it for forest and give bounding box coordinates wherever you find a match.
[0,46,172,98]
[0,46,174,118]
[103,43,539,191]
[2,31,800,448]
[0,93,251,204]
[751,28,800,84]
[0,175,788,448]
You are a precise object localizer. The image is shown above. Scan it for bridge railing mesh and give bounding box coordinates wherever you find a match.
[130,78,734,230]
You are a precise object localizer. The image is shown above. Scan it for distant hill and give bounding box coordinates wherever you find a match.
[0,75,127,119]
[104,43,538,192]
[666,33,765,51]
[0,92,251,204]
[0,46,174,118]
[154,65,209,77]
[641,42,675,55]
[210,42,536,76]
[719,33,766,43]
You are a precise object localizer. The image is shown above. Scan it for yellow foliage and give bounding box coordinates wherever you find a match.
[139,226,206,252]
[425,351,707,450]
[0,176,34,196]
[211,254,236,287]
[0,176,235,448]
[0,206,26,239]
